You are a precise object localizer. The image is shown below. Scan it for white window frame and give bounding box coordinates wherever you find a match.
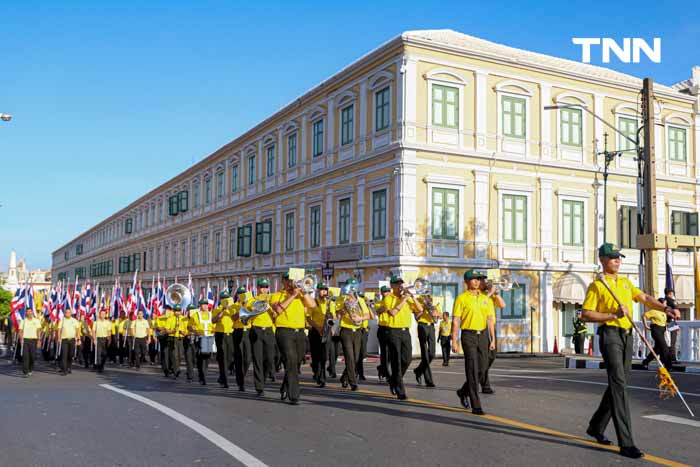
[426,70,467,147]
[667,123,688,162]
[496,183,534,261]
[368,72,394,135]
[495,81,533,156]
[613,106,641,170]
[425,178,465,243]
[557,191,590,263]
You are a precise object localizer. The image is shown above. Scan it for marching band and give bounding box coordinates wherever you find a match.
[10,268,507,412]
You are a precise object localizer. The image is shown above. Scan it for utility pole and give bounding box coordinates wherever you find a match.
[640,78,658,298]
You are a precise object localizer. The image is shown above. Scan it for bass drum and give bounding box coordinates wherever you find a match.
[198,335,215,355]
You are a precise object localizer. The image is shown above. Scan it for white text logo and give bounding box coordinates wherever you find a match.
[572,38,661,63]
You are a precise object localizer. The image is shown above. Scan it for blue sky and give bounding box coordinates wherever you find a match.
[1,0,698,271]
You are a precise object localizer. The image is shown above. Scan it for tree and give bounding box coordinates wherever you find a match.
[0,288,12,319]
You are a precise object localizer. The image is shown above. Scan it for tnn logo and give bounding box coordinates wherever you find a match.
[572,38,661,63]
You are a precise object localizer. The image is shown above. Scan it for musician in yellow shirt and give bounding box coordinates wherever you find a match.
[336,280,371,391]
[231,287,251,391]
[305,282,336,387]
[271,272,315,405]
[246,279,276,396]
[19,308,42,377]
[381,275,424,400]
[356,291,376,382]
[92,309,113,373]
[56,308,81,375]
[438,312,452,366]
[375,285,392,381]
[190,298,215,385]
[130,310,151,369]
[213,291,235,388]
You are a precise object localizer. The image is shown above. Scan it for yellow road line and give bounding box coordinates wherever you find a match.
[299,381,688,467]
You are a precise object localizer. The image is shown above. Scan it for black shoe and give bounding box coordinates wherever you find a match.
[238,385,245,392]
[350,384,358,391]
[289,399,299,405]
[187,378,193,383]
[358,375,366,381]
[67,369,72,374]
[586,428,613,445]
[619,446,644,459]
[318,381,326,388]
[389,383,396,395]
[482,388,494,394]
[256,390,264,397]
[222,383,229,389]
[200,380,206,385]
[280,389,288,401]
[456,389,470,409]
[397,393,407,400]
[472,408,485,416]
[442,362,448,367]
[426,382,436,388]
[413,368,422,384]
[329,373,337,379]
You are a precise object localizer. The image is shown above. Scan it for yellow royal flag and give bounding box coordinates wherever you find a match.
[486,269,500,281]
[694,247,700,312]
[328,287,341,298]
[288,268,305,281]
[364,292,376,301]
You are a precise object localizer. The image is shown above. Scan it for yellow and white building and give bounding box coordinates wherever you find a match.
[52,30,700,353]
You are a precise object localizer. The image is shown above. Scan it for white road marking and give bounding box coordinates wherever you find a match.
[100,384,268,467]
[643,414,700,428]
[430,371,700,398]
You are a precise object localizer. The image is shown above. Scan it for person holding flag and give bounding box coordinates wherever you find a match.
[92,309,112,373]
[213,289,235,388]
[56,308,81,375]
[130,309,151,370]
[19,308,42,377]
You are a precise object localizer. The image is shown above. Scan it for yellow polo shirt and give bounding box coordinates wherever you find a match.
[582,276,642,330]
[190,310,215,337]
[381,294,415,329]
[439,319,451,337]
[245,294,273,328]
[21,318,41,339]
[308,298,336,329]
[131,318,150,338]
[416,296,441,324]
[453,291,493,331]
[213,298,235,333]
[376,295,391,326]
[271,291,306,329]
[644,309,667,327]
[93,319,113,338]
[59,317,81,339]
[337,295,369,330]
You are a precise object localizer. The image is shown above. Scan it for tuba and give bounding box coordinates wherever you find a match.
[165,283,192,311]
[341,284,363,326]
[240,297,270,325]
[294,274,317,294]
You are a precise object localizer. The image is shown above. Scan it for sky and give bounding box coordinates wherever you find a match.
[1,0,698,272]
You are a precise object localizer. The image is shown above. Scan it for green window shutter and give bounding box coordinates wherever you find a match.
[248,156,256,185]
[179,191,189,212]
[341,105,354,145]
[313,120,324,157]
[339,199,350,244]
[288,134,297,168]
[266,146,275,177]
[310,206,320,248]
[432,85,459,129]
[432,189,444,238]
[671,211,682,235]
[502,96,526,138]
[688,213,698,236]
[372,189,387,240]
[503,195,527,243]
[255,222,263,254]
[375,87,390,131]
[561,108,582,146]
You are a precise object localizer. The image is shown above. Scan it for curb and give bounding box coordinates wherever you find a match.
[565,357,700,373]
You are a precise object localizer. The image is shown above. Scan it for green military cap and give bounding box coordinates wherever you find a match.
[236,286,247,294]
[220,290,230,299]
[173,304,182,311]
[257,278,270,287]
[598,243,625,258]
[464,269,487,280]
[347,277,359,285]
[380,285,391,293]
[198,298,208,305]
[281,272,290,280]
[187,304,196,310]
[316,282,329,290]
[389,275,404,284]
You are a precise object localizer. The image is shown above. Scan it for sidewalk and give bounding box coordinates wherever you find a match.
[564,354,700,373]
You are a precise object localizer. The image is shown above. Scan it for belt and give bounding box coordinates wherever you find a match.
[390,328,409,332]
[252,326,269,331]
[278,327,303,333]
[599,325,632,335]
[461,329,485,335]
[419,322,435,326]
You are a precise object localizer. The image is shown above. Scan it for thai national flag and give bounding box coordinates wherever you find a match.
[42,291,50,319]
[187,273,195,303]
[49,287,58,315]
[156,276,164,316]
[206,282,214,311]
[126,270,138,318]
[10,285,26,312]
[137,284,148,317]
[665,247,675,294]
[100,289,107,312]
[73,277,82,316]
[26,285,35,312]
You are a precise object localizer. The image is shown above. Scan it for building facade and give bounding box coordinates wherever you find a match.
[52,30,700,354]
[2,250,52,293]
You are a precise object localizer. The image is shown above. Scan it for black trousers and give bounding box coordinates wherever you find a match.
[416,323,436,385]
[118,334,128,364]
[669,329,679,362]
[158,336,169,375]
[60,338,76,373]
[95,337,109,371]
[250,327,275,392]
[196,339,211,383]
[573,333,586,354]
[327,336,341,376]
[233,328,252,388]
[81,336,92,367]
[481,346,495,391]
[439,336,451,365]
[132,338,148,368]
[148,340,158,363]
[356,328,368,377]
[340,328,361,386]
[215,332,233,386]
[183,337,195,380]
[308,327,327,384]
[460,330,488,410]
[168,337,184,376]
[276,328,306,402]
[377,325,392,379]
[22,339,37,375]
[387,328,412,397]
[589,326,635,448]
[642,324,671,367]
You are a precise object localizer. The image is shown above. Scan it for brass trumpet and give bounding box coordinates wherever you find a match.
[487,274,513,291]
[294,274,317,294]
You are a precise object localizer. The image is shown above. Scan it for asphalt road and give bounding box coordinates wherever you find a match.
[1,352,698,467]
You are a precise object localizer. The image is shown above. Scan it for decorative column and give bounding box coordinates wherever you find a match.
[326,98,335,163]
[539,178,553,262]
[277,126,284,185]
[473,170,489,258]
[475,71,489,151]
[539,271,554,352]
[402,55,418,144]
[357,177,366,246]
[359,81,368,154]
[540,83,551,159]
[325,187,334,247]
[299,195,306,264]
